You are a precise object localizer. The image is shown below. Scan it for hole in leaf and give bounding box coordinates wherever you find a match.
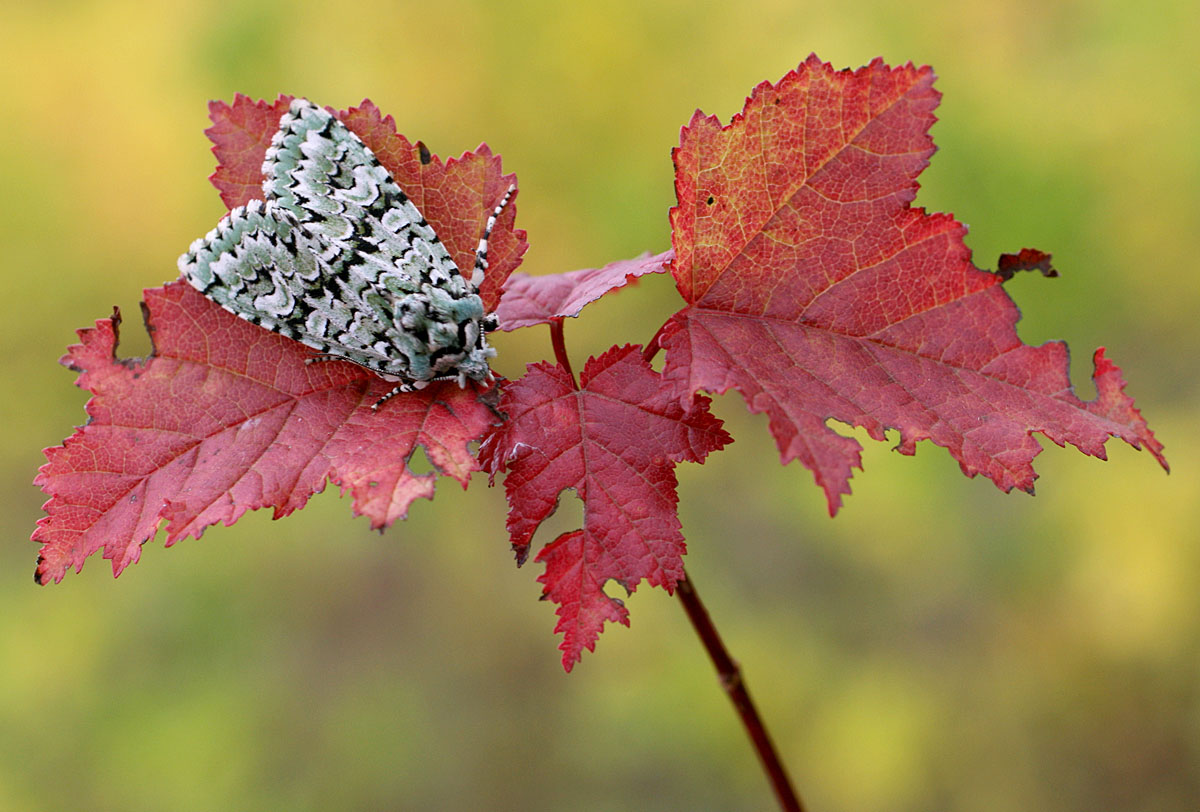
[406,446,435,475]
[600,579,628,606]
[113,299,156,361]
[528,488,584,552]
[645,349,666,373]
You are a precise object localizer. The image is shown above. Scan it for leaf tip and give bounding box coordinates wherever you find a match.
[1090,347,1168,472]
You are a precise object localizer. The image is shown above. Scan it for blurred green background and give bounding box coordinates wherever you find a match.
[2,1,1197,810]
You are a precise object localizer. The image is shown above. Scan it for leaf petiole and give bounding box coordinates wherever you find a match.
[548,319,577,389]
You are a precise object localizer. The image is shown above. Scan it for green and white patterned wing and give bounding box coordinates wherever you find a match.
[179,98,511,398]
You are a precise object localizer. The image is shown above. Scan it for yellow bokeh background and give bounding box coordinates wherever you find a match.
[2,2,1196,810]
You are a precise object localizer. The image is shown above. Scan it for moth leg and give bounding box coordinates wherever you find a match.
[471,184,517,288]
[370,369,497,410]
[306,354,349,365]
[372,382,423,411]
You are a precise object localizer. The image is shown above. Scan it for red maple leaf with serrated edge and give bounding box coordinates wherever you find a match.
[494,250,672,330]
[479,346,731,670]
[32,96,526,584]
[657,56,1167,514]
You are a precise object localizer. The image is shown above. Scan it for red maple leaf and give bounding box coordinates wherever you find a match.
[33,96,526,583]
[479,346,730,670]
[658,56,1167,514]
[494,250,672,330]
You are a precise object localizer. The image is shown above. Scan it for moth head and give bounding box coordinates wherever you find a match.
[457,338,498,385]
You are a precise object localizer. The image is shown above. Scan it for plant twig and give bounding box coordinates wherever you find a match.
[675,571,805,812]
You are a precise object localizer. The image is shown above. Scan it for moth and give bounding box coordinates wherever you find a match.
[179,98,514,407]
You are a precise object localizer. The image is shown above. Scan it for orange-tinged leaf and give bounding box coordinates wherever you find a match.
[660,56,1166,514]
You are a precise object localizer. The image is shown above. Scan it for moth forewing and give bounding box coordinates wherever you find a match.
[178,97,515,407]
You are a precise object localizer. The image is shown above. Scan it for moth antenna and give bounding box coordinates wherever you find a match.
[471,184,517,288]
